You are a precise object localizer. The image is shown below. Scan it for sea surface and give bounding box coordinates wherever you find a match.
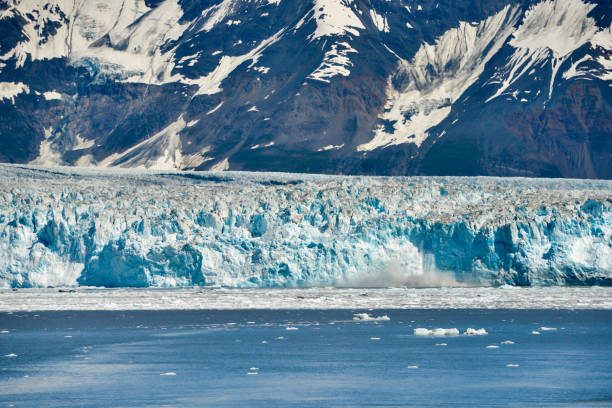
[1,309,611,407]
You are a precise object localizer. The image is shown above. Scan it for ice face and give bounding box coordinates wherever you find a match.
[0,164,610,288]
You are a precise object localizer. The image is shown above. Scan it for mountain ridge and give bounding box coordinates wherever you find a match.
[0,0,610,178]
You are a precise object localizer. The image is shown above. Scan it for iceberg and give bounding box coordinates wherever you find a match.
[353,313,390,321]
[414,328,460,336]
[464,328,488,335]
[0,164,610,288]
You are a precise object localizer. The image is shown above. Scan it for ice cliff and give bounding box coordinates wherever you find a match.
[0,164,610,288]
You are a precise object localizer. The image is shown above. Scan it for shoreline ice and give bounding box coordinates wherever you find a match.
[0,286,610,312]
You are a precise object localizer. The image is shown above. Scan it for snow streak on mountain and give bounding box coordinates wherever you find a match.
[0,0,611,177]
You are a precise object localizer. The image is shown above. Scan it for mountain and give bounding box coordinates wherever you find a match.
[0,0,611,178]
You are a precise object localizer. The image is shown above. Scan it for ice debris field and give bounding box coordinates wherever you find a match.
[0,164,610,289]
[2,286,610,311]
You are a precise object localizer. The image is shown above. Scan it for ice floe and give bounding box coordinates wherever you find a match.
[353,313,390,322]
[464,328,488,336]
[414,328,459,336]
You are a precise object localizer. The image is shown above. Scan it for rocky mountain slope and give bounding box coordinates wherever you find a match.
[0,0,611,178]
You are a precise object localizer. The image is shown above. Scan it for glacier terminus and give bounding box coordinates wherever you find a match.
[0,164,610,288]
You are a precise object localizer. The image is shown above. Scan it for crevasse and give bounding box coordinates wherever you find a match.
[0,165,610,288]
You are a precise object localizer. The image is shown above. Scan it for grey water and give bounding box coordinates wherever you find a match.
[1,309,611,407]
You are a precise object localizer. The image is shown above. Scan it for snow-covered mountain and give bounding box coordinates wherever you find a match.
[1,164,610,288]
[0,0,611,178]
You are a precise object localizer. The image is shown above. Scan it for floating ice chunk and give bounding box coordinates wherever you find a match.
[285,326,298,330]
[0,330,9,333]
[501,340,515,345]
[435,343,447,346]
[486,345,500,349]
[160,372,176,376]
[247,372,258,375]
[353,313,390,321]
[414,328,459,336]
[539,327,557,331]
[434,328,459,336]
[261,340,268,344]
[464,328,488,335]
[64,335,72,338]
[531,331,541,335]
[370,337,381,340]
[276,336,286,340]
[4,353,17,357]
[407,365,419,368]
[250,367,259,371]
[506,364,520,367]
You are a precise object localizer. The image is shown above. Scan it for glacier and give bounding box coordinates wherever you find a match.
[0,164,610,288]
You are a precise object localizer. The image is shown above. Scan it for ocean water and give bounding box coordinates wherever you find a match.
[1,309,611,407]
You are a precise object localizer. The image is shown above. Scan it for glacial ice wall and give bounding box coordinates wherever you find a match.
[0,165,610,288]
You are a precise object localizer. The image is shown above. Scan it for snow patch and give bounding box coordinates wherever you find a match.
[564,24,612,82]
[309,42,357,83]
[486,0,599,101]
[210,158,229,171]
[370,10,389,33]
[253,66,270,74]
[30,128,62,166]
[189,30,284,96]
[296,0,365,39]
[358,5,520,151]
[317,144,345,151]
[207,102,224,115]
[200,0,237,32]
[3,0,190,87]
[72,135,95,151]
[43,91,62,101]
[0,82,29,103]
[100,116,187,170]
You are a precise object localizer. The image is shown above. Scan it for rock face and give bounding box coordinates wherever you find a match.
[0,0,610,178]
[0,165,610,288]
